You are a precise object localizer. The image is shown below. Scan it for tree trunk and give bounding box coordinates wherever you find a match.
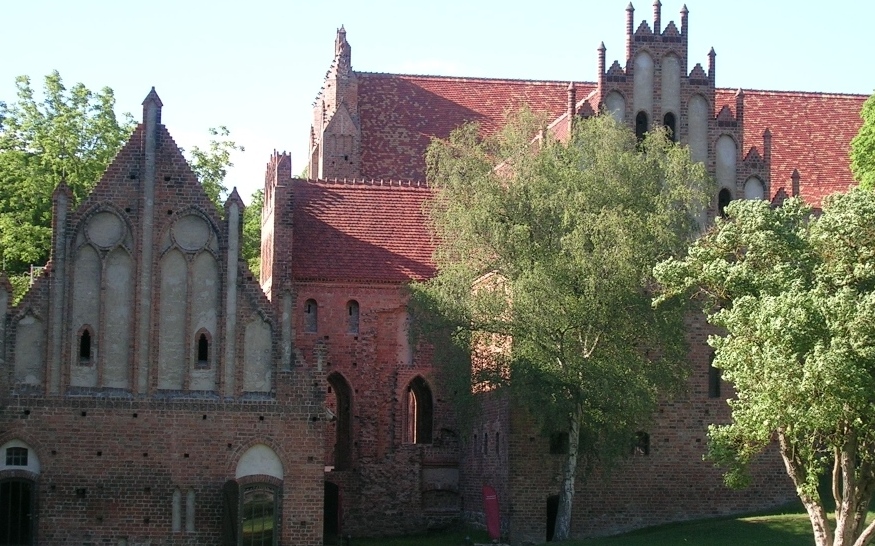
[777,432,834,546]
[552,401,583,542]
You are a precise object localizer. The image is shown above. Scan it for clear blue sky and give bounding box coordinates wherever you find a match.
[2,0,872,204]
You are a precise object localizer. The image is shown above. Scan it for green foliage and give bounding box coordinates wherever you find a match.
[242,189,263,277]
[852,91,875,190]
[0,71,134,274]
[412,111,712,537]
[187,126,244,209]
[655,189,875,546]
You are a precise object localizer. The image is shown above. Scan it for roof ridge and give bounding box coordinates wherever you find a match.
[356,71,596,87]
[303,177,432,189]
[715,87,869,99]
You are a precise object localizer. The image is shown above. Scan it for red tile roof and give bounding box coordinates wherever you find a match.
[357,73,596,181]
[715,89,867,207]
[291,178,435,283]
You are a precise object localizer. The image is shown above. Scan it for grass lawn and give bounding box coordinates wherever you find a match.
[348,506,847,546]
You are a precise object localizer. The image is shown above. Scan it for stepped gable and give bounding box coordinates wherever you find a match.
[291,178,435,283]
[73,118,221,234]
[717,88,867,207]
[356,73,596,181]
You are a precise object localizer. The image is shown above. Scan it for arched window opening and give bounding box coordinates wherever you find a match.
[172,488,182,532]
[79,327,93,365]
[406,377,433,444]
[0,479,34,545]
[635,111,649,141]
[718,188,732,217]
[708,353,722,399]
[185,489,196,533]
[196,332,210,369]
[663,112,677,142]
[347,300,359,334]
[328,373,353,470]
[304,299,318,333]
[483,432,489,455]
[241,483,278,546]
[633,432,650,456]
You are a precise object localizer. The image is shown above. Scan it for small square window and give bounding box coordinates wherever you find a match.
[5,447,27,467]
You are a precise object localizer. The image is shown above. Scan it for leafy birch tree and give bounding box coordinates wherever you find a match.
[654,190,875,546]
[851,91,875,189]
[411,112,711,541]
[0,71,134,277]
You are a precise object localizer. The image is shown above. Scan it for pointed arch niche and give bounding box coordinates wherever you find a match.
[327,373,353,470]
[405,376,434,445]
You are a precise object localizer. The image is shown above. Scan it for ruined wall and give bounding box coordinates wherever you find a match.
[293,281,461,537]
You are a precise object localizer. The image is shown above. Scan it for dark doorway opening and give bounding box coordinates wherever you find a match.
[324,482,340,544]
[718,188,732,217]
[0,479,34,545]
[546,494,559,542]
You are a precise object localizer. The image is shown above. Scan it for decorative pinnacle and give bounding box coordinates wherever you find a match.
[708,47,716,58]
[681,4,688,15]
[627,2,634,11]
[142,86,163,107]
[598,41,606,52]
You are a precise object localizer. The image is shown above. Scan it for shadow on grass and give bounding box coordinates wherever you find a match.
[576,514,815,546]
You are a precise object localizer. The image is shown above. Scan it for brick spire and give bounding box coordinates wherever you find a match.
[653,0,662,35]
[626,3,635,65]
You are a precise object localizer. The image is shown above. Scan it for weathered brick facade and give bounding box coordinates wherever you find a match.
[0,3,869,546]
[0,93,325,545]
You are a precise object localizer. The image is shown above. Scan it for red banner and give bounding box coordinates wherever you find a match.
[482,484,500,540]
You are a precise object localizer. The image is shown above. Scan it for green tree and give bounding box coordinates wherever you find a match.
[187,126,244,209]
[0,71,134,278]
[852,91,875,190]
[654,190,875,546]
[411,112,711,541]
[242,189,263,277]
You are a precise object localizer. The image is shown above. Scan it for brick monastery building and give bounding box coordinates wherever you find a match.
[0,3,869,545]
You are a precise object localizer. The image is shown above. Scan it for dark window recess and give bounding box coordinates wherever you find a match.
[663,112,677,141]
[718,188,732,217]
[196,332,210,368]
[0,479,34,545]
[406,377,433,444]
[549,432,569,455]
[347,300,360,334]
[79,329,92,364]
[483,432,489,455]
[635,111,649,141]
[5,448,27,467]
[304,299,318,333]
[708,353,722,399]
[633,432,650,456]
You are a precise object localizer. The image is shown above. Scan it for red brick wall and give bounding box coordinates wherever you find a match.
[0,376,324,545]
[293,281,462,536]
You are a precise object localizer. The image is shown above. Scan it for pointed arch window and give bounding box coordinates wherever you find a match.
[347,300,360,334]
[405,377,433,444]
[635,111,649,141]
[663,112,677,142]
[78,326,94,366]
[718,188,733,217]
[304,299,318,333]
[708,352,722,399]
[194,329,212,369]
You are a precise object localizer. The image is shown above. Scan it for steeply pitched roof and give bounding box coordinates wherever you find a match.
[716,88,866,207]
[291,178,435,283]
[357,73,596,181]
